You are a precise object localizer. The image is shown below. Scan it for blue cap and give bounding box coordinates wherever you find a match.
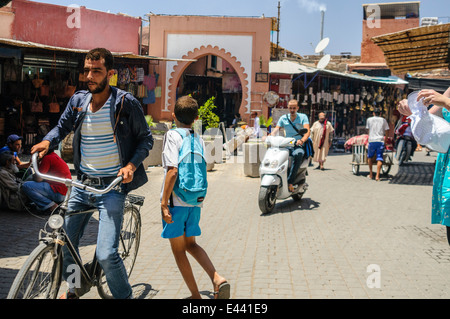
[7,134,22,144]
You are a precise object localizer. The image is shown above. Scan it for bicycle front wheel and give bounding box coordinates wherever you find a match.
[97,204,141,299]
[7,242,63,299]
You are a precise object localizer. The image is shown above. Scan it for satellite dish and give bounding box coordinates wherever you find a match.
[315,37,330,54]
[264,91,280,107]
[317,54,331,69]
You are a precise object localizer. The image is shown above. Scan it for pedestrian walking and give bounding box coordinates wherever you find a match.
[31,48,153,299]
[366,108,389,181]
[310,112,334,170]
[398,87,450,245]
[160,95,230,299]
[251,111,261,138]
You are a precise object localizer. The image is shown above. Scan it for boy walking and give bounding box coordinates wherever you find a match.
[160,95,230,299]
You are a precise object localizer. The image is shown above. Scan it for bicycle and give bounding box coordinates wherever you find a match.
[7,153,143,299]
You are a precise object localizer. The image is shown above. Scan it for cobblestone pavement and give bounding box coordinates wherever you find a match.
[1,149,449,299]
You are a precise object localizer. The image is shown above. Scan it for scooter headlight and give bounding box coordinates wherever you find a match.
[277,164,286,173]
[270,160,279,168]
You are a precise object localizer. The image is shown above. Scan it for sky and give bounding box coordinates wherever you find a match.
[32,0,450,56]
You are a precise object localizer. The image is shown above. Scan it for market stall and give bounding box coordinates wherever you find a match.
[269,59,408,139]
[0,38,167,150]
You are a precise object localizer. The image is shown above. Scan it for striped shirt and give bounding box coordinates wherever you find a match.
[80,95,121,177]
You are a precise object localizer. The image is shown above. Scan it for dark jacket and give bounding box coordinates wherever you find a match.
[44,87,153,192]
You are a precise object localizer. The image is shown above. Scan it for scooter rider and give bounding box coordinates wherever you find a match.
[395,115,417,160]
[269,99,310,192]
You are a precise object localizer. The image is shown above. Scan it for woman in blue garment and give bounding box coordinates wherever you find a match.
[398,87,450,243]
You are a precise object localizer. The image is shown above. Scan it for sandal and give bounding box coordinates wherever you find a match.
[59,290,79,299]
[213,282,230,299]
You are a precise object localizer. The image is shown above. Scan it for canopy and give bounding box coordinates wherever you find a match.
[269,60,316,74]
[371,23,450,73]
[405,76,450,93]
[270,60,408,85]
[0,37,196,62]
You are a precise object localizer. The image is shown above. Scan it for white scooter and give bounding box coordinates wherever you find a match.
[258,129,309,214]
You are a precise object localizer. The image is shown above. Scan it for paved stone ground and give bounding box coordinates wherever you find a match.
[1,148,449,299]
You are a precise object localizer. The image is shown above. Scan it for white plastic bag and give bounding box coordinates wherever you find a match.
[407,91,450,153]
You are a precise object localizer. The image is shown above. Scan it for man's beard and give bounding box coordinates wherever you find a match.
[88,76,108,94]
[9,164,19,173]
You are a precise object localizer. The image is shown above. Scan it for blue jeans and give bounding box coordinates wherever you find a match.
[62,186,132,299]
[288,146,305,185]
[21,181,65,211]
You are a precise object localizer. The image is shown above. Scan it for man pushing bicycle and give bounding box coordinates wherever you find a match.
[31,48,153,299]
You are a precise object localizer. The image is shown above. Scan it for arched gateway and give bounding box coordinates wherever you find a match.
[167,45,250,116]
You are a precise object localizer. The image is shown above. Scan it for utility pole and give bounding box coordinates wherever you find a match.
[277,0,280,60]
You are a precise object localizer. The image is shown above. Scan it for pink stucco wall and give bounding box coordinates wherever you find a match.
[147,15,271,122]
[361,18,419,63]
[11,0,141,54]
[0,3,14,39]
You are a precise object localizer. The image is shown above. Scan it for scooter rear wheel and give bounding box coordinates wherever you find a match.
[258,186,277,214]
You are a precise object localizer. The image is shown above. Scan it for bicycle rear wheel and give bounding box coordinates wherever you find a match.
[97,204,141,299]
[7,242,63,299]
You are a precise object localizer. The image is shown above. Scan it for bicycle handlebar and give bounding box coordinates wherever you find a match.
[31,153,123,195]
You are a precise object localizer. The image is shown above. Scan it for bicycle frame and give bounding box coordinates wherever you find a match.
[32,152,124,294]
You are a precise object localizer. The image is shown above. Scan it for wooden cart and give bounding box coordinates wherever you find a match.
[351,144,393,176]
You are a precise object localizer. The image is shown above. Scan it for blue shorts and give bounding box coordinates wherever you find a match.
[161,206,201,239]
[368,142,385,161]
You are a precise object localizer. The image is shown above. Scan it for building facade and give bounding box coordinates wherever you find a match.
[146,14,272,124]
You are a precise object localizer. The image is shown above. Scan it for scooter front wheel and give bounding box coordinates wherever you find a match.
[258,186,278,214]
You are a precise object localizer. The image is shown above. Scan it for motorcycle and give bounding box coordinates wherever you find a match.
[258,129,309,214]
[395,135,415,166]
[395,116,416,166]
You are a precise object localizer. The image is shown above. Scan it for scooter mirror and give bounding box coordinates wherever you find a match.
[298,128,308,136]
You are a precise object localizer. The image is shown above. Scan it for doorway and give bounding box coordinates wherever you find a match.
[177,54,242,127]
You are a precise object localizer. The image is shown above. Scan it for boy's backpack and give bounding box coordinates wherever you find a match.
[172,128,208,206]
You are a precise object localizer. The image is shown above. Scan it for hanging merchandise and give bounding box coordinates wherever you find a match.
[64,75,77,98]
[136,67,145,82]
[40,83,50,97]
[31,92,43,113]
[127,82,137,96]
[137,84,148,98]
[79,72,87,83]
[144,74,156,90]
[32,72,44,89]
[129,66,138,82]
[49,94,60,113]
[109,69,118,87]
[143,89,156,104]
[118,68,130,85]
[3,60,18,82]
[154,86,161,98]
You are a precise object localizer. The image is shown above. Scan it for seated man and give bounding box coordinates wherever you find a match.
[269,99,311,191]
[0,134,31,172]
[0,151,27,211]
[21,149,72,213]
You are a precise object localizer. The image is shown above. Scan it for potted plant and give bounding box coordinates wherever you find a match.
[196,97,221,171]
[258,115,273,135]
